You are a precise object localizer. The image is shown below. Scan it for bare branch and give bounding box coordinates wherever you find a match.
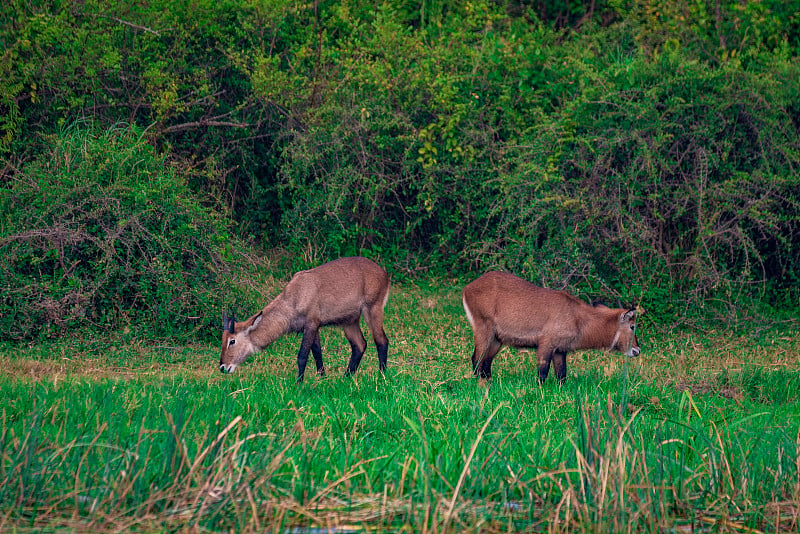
[104,15,163,36]
[162,120,252,134]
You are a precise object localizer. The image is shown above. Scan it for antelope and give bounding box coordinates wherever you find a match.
[220,257,390,381]
[462,271,639,383]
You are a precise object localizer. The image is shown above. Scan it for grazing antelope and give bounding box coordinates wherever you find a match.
[220,257,390,381]
[462,271,639,383]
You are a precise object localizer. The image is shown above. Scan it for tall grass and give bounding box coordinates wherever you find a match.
[1,285,799,531]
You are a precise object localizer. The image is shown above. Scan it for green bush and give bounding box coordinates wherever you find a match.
[0,123,234,340]
[2,0,798,327]
[487,42,800,321]
[272,10,800,320]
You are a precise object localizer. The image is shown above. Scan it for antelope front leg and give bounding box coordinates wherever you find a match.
[311,331,325,376]
[537,346,554,384]
[296,327,318,383]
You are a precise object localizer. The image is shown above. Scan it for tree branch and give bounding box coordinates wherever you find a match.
[105,16,163,36]
[162,120,252,134]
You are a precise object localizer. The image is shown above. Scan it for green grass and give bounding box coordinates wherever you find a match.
[1,285,799,532]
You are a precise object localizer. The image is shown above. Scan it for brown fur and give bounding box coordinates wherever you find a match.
[462,271,639,383]
[220,257,390,380]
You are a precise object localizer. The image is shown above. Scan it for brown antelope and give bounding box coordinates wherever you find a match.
[462,271,639,383]
[220,257,390,381]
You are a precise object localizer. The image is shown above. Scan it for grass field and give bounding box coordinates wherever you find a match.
[2,284,800,532]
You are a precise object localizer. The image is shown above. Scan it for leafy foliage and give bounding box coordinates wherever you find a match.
[0,124,232,340]
[270,3,800,319]
[489,41,800,319]
[1,0,799,327]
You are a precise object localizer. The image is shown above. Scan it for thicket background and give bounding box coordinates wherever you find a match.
[1,0,799,340]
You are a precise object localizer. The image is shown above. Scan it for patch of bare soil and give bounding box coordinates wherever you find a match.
[0,355,219,382]
[675,379,744,402]
[1,357,149,381]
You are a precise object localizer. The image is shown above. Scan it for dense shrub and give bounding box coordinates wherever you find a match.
[484,43,800,320]
[273,9,800,320]
[2,0,799,326]
[0,124,234,340]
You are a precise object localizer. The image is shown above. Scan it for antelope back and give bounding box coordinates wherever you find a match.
[283,257,390,321]
[462,271,574,333]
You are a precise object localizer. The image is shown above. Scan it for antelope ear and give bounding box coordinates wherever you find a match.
[246,311,263,333]
[621,309,636,322]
